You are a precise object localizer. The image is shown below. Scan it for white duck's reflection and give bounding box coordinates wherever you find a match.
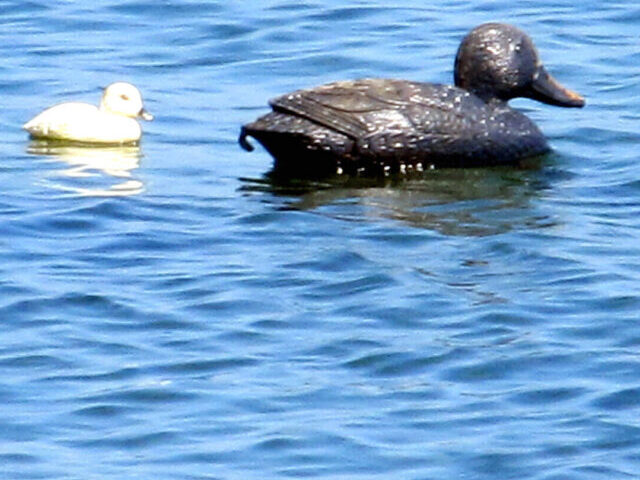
[27,140,145,197]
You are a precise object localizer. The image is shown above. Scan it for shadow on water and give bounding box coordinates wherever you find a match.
[26,139,146,197]
[241,154,565,236]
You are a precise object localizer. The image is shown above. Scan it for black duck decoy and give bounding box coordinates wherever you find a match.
[239,23,584,174]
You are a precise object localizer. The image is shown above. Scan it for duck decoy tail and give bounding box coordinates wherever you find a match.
[238,126,255,152]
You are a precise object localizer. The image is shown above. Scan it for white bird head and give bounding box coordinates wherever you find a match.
[99,82,153,120]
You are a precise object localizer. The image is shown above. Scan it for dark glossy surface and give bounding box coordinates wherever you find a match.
[241,23,584,172]
[1,2,640,479]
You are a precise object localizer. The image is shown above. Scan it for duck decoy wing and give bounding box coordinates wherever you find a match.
[269,79,424,139]
[269,79,473,140]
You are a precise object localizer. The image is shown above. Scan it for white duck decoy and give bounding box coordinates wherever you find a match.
[23,82,153,144]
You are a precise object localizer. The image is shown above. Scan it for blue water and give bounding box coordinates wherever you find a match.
[2,1,640,478]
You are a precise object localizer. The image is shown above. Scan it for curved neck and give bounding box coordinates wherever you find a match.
[467,87,509,108]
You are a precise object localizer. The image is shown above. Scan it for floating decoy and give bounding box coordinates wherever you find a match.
[239,23,584,173]
[24,82,153,144]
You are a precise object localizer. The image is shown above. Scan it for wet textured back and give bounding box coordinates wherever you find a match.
[241,78,549,173]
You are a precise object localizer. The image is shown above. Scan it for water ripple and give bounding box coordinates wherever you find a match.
[1,0,640,479]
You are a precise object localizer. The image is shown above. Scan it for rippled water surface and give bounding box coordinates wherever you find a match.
[2,1,640,479]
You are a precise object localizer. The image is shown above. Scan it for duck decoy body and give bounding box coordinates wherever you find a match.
[24,82,153,145]
[239,23,584,173]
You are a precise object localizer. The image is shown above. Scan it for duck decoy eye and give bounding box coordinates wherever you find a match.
[120,94,130,101]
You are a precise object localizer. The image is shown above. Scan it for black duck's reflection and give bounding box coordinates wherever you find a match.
[242,157,559,237]
[27,140,145,197]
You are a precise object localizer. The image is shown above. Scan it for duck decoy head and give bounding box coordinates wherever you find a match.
[454,23,584,108]
[100,82,154,120]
